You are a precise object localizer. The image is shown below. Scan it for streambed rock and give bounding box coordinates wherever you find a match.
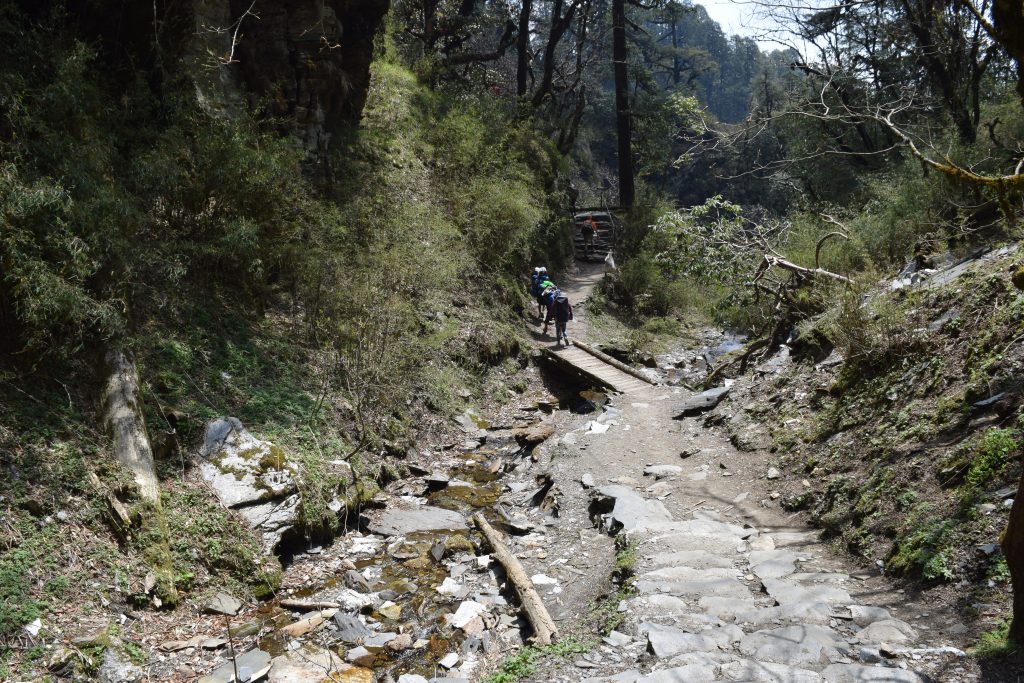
[199,649,271,683]
[199,417,302,551]
[514,419,556,445]
[269,644,371,682]
[676,386,730,416]
[365,505,467,536]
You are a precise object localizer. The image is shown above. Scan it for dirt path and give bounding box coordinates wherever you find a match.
[505,265,974,682]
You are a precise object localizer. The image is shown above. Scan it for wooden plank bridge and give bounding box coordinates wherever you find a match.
[541,342,655,394]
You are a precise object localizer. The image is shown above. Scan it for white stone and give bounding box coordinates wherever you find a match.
[531,573,559,586]
[448,601,487,629]
[437,577,463,596]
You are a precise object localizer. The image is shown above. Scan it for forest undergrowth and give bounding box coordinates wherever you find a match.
[0,10,571,674]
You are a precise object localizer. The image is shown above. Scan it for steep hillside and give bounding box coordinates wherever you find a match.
[700,244,1024,652]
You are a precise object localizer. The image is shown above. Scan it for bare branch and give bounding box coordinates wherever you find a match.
[815,231,847,270]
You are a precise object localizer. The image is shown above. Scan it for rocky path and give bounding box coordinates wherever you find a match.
[515,264,972,683]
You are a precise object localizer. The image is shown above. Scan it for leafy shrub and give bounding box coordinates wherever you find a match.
[817,280,927,376]
[965,428,1020,490]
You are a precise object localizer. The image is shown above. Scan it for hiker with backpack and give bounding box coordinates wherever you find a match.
[581,214,598,256]
[530,267,551,318]
[543,292,573,346]
[537,278,557,319]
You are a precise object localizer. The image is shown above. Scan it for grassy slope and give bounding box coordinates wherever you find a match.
[734,246,1024,647]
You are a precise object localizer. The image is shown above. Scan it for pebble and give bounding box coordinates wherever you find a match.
[378,601,402,620]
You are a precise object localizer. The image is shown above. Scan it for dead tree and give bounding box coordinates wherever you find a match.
[705,229,851,384]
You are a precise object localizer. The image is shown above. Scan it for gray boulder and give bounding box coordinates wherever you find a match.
[676,386,730,416]
[855,618,918,644]
[204,591,242,616]
[332,613,371,643]
[199,417,302,551]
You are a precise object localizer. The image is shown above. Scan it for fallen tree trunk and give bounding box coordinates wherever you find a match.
[99,345,178,606]
[472,513,558,644]
[100,348,161,504]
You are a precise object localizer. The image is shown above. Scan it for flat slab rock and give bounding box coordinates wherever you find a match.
[593,485,673,533]
[365,505,467,536]
[676,386,730,416]
[719,659,824,683]
[739,624,848,666]
[821,663,927,683]
[640,622,720,658]
[644,550,736,570]
[199,649,272,683]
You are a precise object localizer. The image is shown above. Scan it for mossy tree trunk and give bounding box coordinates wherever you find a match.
[1002,470,1024,643]
[100,346,178,606]
[101,348,161,502]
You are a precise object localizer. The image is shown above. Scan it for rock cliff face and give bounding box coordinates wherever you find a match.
[55,0,389,149]
[231,0,388,138]
[190,0,390,150]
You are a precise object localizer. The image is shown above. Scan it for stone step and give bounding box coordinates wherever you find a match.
[820,663,927,683]
[644,550,738,570]
[737,624,848,666]
[730,603,834,628]
[635,576,751,599]
[643,532,747,554]
[640,622,721,658]
[638,566,741,583]
[719,659,824,683]
[761,578,853,606]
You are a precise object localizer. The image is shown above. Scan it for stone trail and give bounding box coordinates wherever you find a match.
[574,485,940,683]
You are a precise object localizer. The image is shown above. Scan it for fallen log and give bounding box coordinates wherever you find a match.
[472,513,558,645]
[278,598,343,611]
[98,345,178,606]
[100,347,161,504]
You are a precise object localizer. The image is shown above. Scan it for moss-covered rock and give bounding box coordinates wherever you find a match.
[1011,265,1024,291]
